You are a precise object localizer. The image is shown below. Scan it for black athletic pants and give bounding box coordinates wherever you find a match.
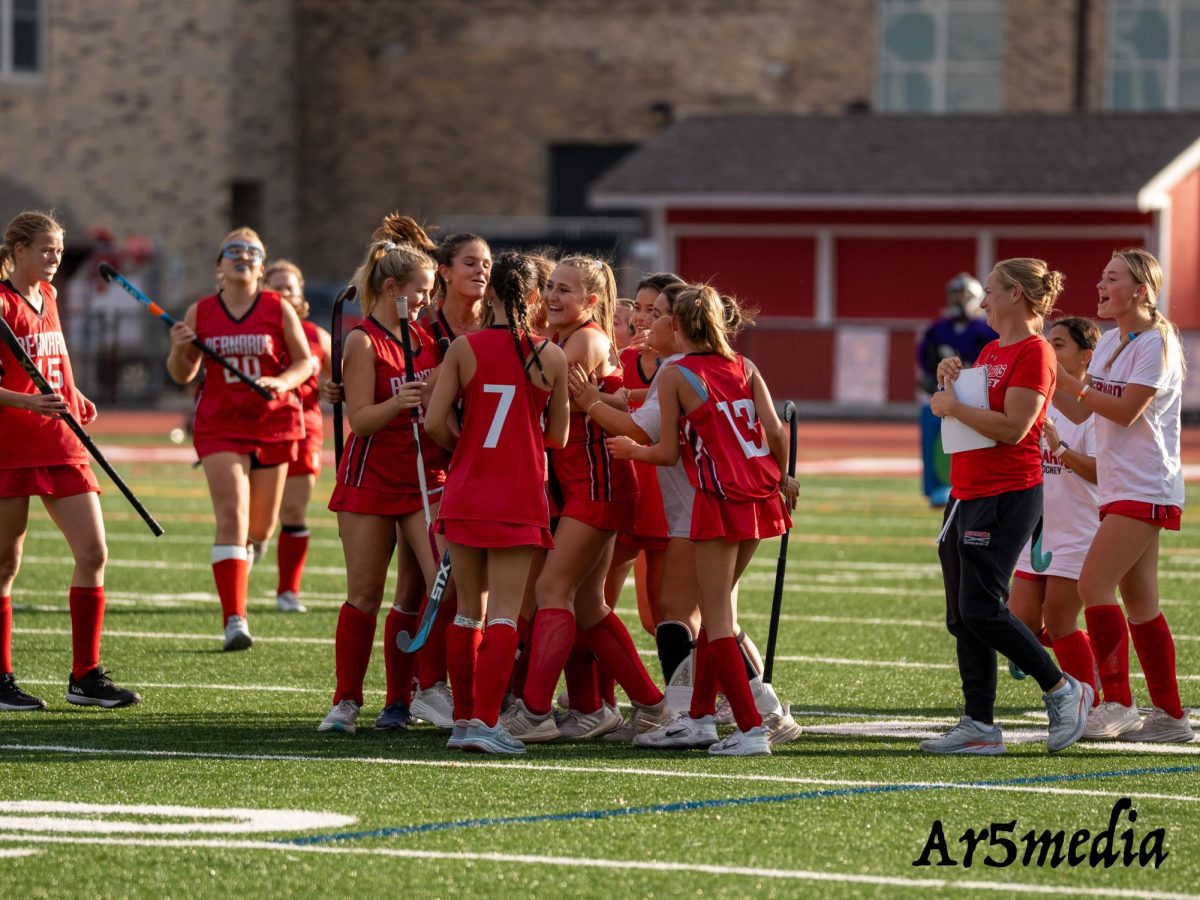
[937,484,1062,723]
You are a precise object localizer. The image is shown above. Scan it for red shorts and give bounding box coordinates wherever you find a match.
[1099,500,1182,531]
[560,495,637,533]
[690,491,791,542]
[329,482,433,518]
[1013,570,1044,583]
[438,517,554,550]
[195,436,298,467]
[287,436,323,478]
[0,463,99,498]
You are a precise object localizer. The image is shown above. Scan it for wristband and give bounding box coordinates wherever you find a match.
[1077,384,1091,402]
[1056,441,1070,458]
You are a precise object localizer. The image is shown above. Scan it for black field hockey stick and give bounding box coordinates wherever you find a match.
[330,283,355,469]
[98,262,273,401]
[396,549,452,653]
[763,400,798,685]
[0,316,164,536]
[395,299,433,528]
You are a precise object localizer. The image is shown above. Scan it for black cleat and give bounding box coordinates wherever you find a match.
[66,667,141,708]
[0,672,47,711]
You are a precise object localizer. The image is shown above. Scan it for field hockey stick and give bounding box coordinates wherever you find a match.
[1030,516,1052,573]
[97,263,274,401]
[396,549,452,653]
[330,284,355,469]
[763,400,798,685]
[0,316,164,536]
[395,300,433,528]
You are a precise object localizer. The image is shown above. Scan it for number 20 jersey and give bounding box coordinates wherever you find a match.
[192,291,303,444]
[675,352,782,502]
[0,280,88,468]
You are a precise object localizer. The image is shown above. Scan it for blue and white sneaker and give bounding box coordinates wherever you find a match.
[461,719,526,755]
[920,716,1005,755]
[317,699,360,734]
[446,719,470,750]
[1045,674,1093,753]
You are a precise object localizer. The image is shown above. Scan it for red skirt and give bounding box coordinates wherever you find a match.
[438,517,553,550]
[195,436,297,467]
[287,435,323,477]
[1099,500,1182,531]
[0,463,99,498]
[689,491,791,542]
[329,483,433,518]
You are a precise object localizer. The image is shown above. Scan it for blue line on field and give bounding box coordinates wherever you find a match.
[278,763,1200,846]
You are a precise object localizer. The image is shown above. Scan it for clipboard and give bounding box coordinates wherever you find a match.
[940,365,995,453]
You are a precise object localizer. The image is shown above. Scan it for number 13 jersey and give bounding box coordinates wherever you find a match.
[675,352,782,502]
[192,291,303,444]
[0,280,88,468]
[437,326,552,532]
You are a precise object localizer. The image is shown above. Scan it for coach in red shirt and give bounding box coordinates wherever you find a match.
[923,257,1091,757]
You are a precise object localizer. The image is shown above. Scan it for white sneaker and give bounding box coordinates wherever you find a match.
[410,681,455,729]
[318,699,360,734]
[222,615,253,652]
[920,716,1005,755]
[276,590,307,613]
[1083,699,1141,740]
[713,695,734,725]
[498,698,560,743]
[762,702,803,745]
[1045,674,1093,753]
[601,704,637,742]
[708,725,771,756]
[557,704,624,739]
[446,719,470,750]
[634,712,718,749]
[1119,707,1196,743]
[462,719,526,755]
[664,653,694,717]
[630,698,672,734]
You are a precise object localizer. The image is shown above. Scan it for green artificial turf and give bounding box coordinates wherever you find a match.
[1,451,1198,898]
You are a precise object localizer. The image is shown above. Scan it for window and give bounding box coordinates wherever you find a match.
[230,181,264,232]
[1,0,43,78]
[1109,0,1200,109]
[876,0,1004,112]
[547,144,636,217]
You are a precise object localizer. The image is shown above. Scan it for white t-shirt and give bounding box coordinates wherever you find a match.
[630,353,694,538]
[1014,403,1100,580]
[1087,326,1185,508]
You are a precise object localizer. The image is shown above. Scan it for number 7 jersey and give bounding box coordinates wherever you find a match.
[0,280,88,468]
[192,291,304,443]
[675,352,782,502]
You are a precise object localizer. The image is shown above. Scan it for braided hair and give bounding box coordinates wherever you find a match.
[490,251,545,379]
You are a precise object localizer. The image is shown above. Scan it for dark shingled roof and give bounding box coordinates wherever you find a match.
[590,112,1200,203]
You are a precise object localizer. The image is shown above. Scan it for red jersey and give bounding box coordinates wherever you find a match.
[549,324,637,506]
[334,316,447,497]
[675,353,782,502]
[620,345,668,540]
[950,334,1055,501]
[192,291,304,444]
[296,319,324,443]
[0,280,88,468]
[437,326,552,529]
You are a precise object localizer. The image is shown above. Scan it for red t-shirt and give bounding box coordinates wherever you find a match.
[950,334,1056,500]
[192,291,304,444]
[296,319,324,443]
[437,326,552,529]
[0,280,88,468]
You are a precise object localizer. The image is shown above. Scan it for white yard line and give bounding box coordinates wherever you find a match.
[0,833,1194,898]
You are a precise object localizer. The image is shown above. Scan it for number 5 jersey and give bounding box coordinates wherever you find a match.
[192,290,303,445]
[0,280,89,468]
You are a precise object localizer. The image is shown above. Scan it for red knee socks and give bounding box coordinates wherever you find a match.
[1051,629,1099,708]
[276,526,309,596]
[1084,604,1132,707]
[708,636,762,731]
[333,603,376,706]
[522,608,575,716]
[581,611,663,708]
[446,618,483,722]
[211,545,248,624]
[1130,613,1184,719]
[0,595,11,673]
[68,586,105,680]
[689,629,717,719]
[564,635,601,714]
[472,622,520,727]
[417,600,457,690]
[383,608,419,707]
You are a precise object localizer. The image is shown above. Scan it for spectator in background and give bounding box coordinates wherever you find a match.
[917,273,995,507]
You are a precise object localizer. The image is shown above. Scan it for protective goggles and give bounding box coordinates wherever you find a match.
[221,242,265,261]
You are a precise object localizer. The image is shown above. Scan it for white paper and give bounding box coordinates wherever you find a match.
[940,366,996,454]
